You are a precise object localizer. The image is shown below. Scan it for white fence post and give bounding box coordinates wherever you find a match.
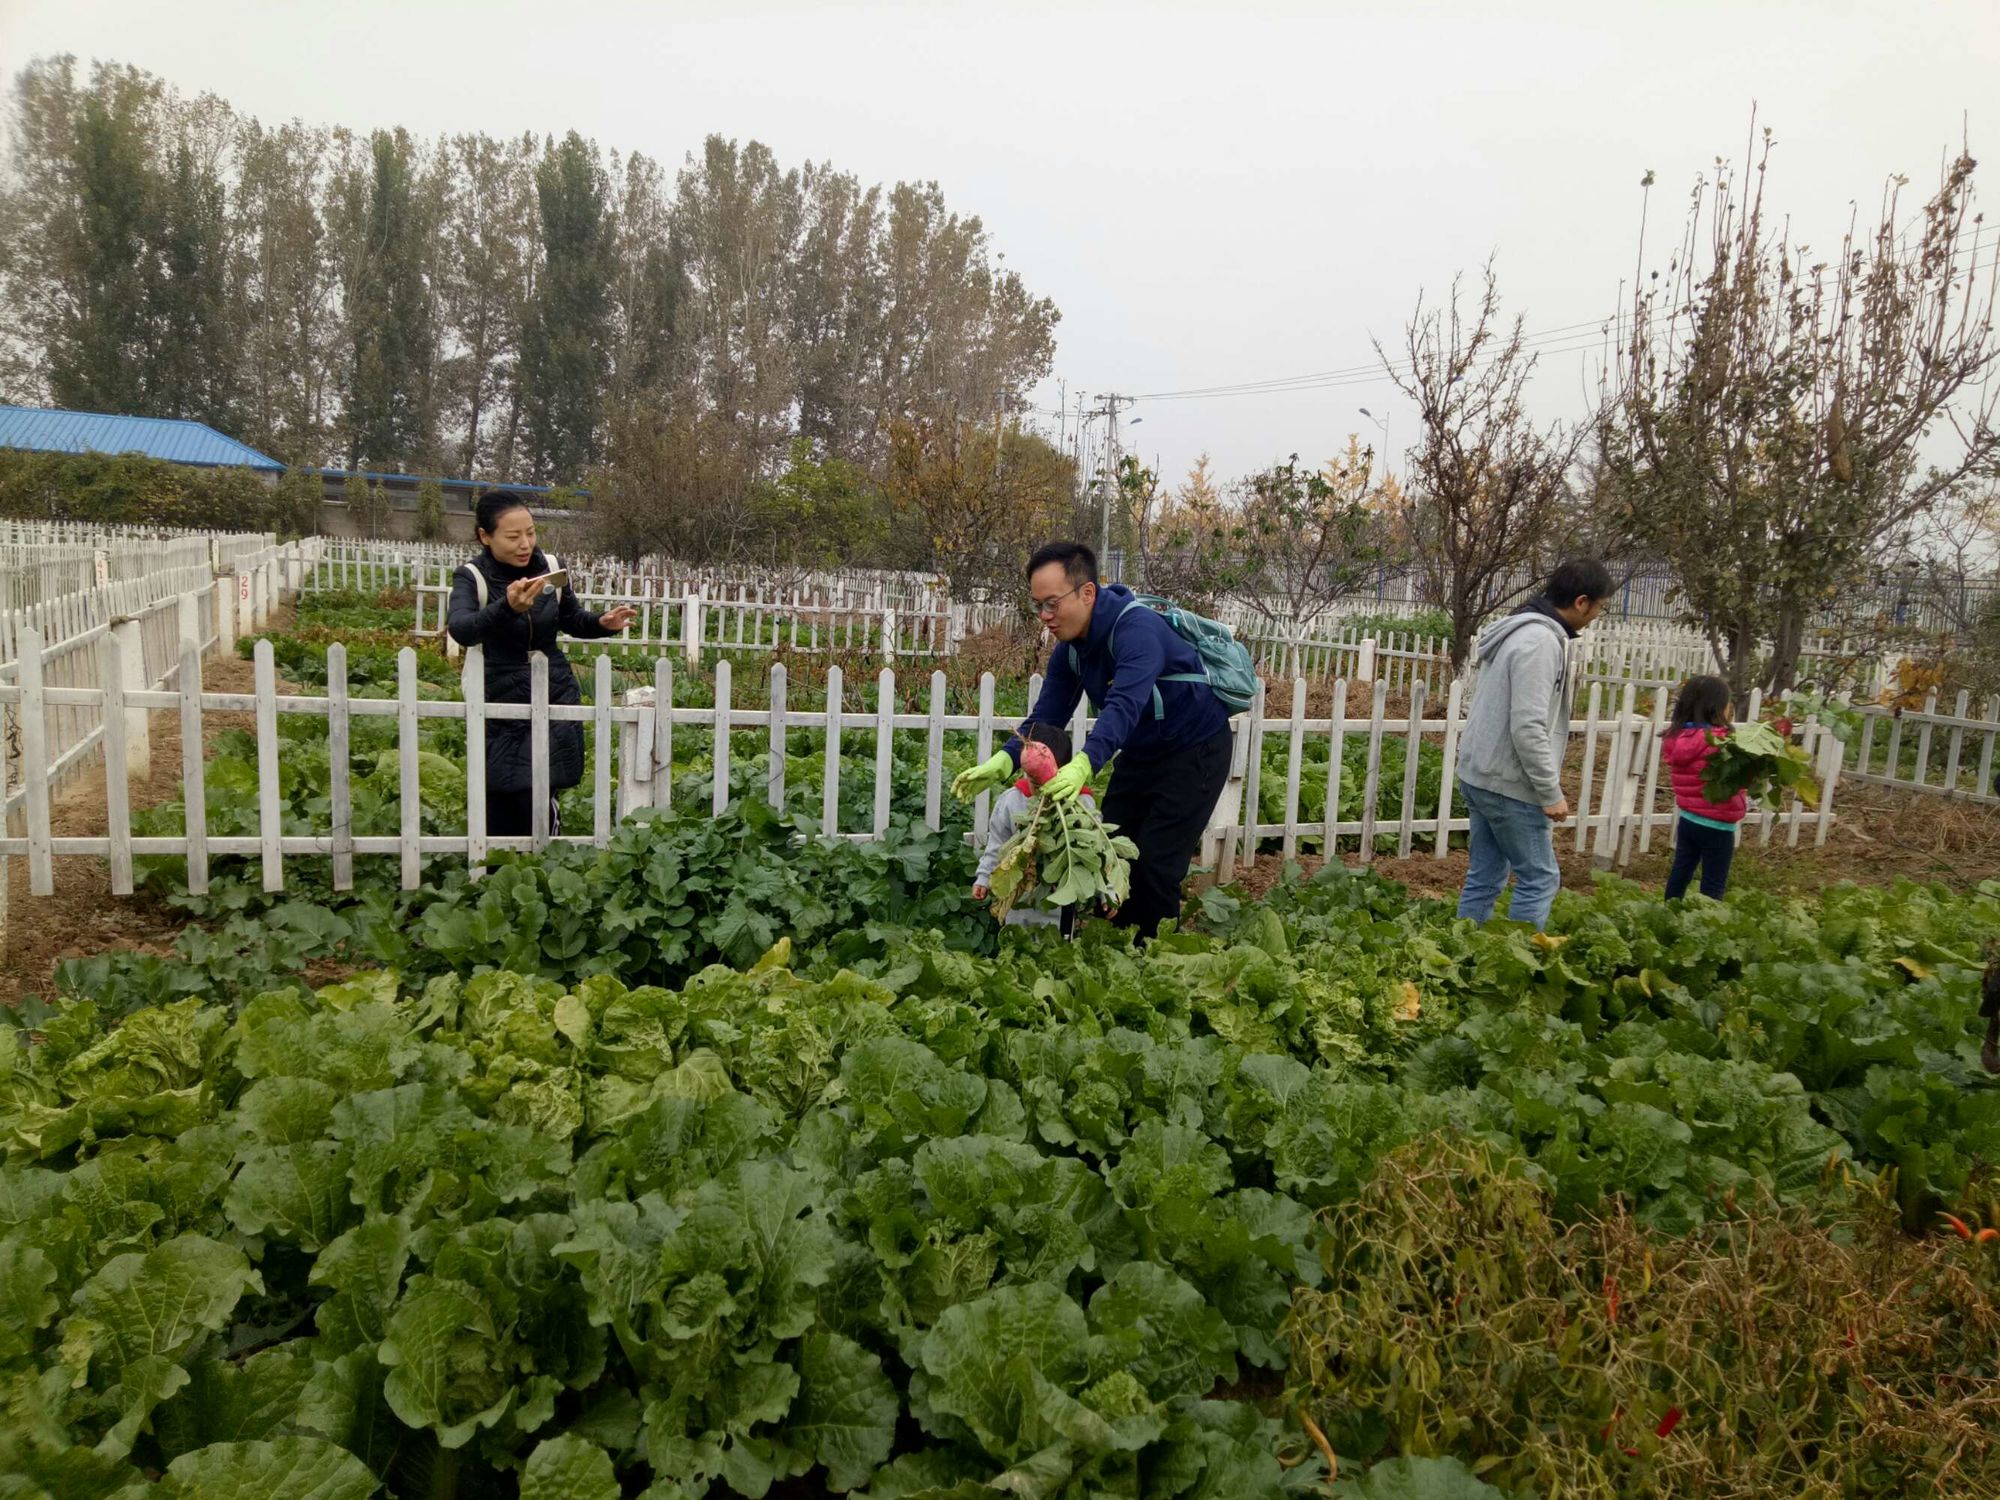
[254,640,284,892]
[177,590,203,658]
[17,628,52,897]
[111,615,149,780]
[464,647,488,875]
[530,652,552,849]
[594,654,614,847]
[618,686,655,820]
[101,632,133,895]
[214,570,237,653]
[823,665,844,837]
[329,643,354,891]
[1357,636,1377,683]
[398,648,421,888]
[683,592,703,669]
[177,634,209,896]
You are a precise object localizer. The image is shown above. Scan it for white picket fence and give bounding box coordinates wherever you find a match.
[305,536,1904,703]
[0,528,293,666]
[0,615,1848,930]
[1845,690,2000,803]
[0,542,310,817]
[1233,611,1888,706]
[307,539,955,616]
[409,571,969,661]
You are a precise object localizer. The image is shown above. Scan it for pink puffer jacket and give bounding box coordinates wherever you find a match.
[1661,725,1748,823]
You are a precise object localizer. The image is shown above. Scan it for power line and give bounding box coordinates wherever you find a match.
[1129,253,2000,406]
[1131,303,1676,402]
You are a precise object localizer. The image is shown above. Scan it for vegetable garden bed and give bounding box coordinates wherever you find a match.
[0,588,1996,1498]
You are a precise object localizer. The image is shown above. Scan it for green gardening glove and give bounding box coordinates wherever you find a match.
[1042,753,1094,804]
[952,750,1016,802]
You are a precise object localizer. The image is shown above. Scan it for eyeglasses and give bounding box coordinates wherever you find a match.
[1031,583,1088,618]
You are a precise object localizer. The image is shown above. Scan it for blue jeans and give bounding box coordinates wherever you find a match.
[1457,780,1561,929]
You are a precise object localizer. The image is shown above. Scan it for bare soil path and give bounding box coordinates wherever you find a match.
[1,608,295,1004]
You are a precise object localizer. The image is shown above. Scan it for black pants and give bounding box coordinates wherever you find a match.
[488,788,563,839]
[1664,815,1735,901]
[1099,729,1234,941]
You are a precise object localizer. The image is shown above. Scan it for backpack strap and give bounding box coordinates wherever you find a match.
[1069,600,1170,720]
[465,553,559,612]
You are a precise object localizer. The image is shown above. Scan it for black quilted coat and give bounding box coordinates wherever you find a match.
[446,548,612,794]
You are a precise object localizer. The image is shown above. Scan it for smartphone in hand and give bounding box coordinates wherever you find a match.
[530,569,568,595]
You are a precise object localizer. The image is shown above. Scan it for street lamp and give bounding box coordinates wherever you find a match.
[1358,407,1389,474]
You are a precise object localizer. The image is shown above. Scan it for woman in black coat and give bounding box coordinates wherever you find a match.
[446,490,636,837]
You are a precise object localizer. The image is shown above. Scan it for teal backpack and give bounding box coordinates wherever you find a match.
[1068,594,1258,718]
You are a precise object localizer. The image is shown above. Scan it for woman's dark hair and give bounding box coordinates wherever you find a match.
[1672,674,1732,728]
[1019,720,1073,763]
[475,488,534,539]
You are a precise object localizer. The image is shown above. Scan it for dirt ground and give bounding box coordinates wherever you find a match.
[1225,780,2000,907]
[0,610,293,1005]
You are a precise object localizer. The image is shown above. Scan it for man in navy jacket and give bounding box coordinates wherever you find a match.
[953,541,1234,939]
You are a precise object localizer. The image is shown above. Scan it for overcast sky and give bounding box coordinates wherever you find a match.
[4,0,1995,487]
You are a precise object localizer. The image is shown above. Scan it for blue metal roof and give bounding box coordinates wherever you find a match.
[0,405,284,471]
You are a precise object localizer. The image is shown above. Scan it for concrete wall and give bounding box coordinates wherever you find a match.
[312,471,583,547]
[315,501,478,544]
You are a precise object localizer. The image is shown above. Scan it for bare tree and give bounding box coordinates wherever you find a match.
[1612,125,2000,696]
[1383,263,1589,673]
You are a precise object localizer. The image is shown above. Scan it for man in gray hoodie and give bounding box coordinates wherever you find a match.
[1454,558,1612,929]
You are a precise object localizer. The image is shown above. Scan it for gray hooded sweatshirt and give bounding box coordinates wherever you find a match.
[1455,606,1572,808]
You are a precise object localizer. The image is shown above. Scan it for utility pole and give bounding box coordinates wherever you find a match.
[1071,391,1089,502]
[1091,393,1131,581]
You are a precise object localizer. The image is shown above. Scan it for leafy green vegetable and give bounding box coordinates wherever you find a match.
[8,742,2000,1495]
[1701,719,1820,809]
[986,790,1138,921]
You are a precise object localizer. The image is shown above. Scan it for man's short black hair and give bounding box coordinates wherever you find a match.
[1545,558,1613,610]
[1027,541,1097,588]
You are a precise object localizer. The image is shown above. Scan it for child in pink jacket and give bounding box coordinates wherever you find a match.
[1659,675,1748,901]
